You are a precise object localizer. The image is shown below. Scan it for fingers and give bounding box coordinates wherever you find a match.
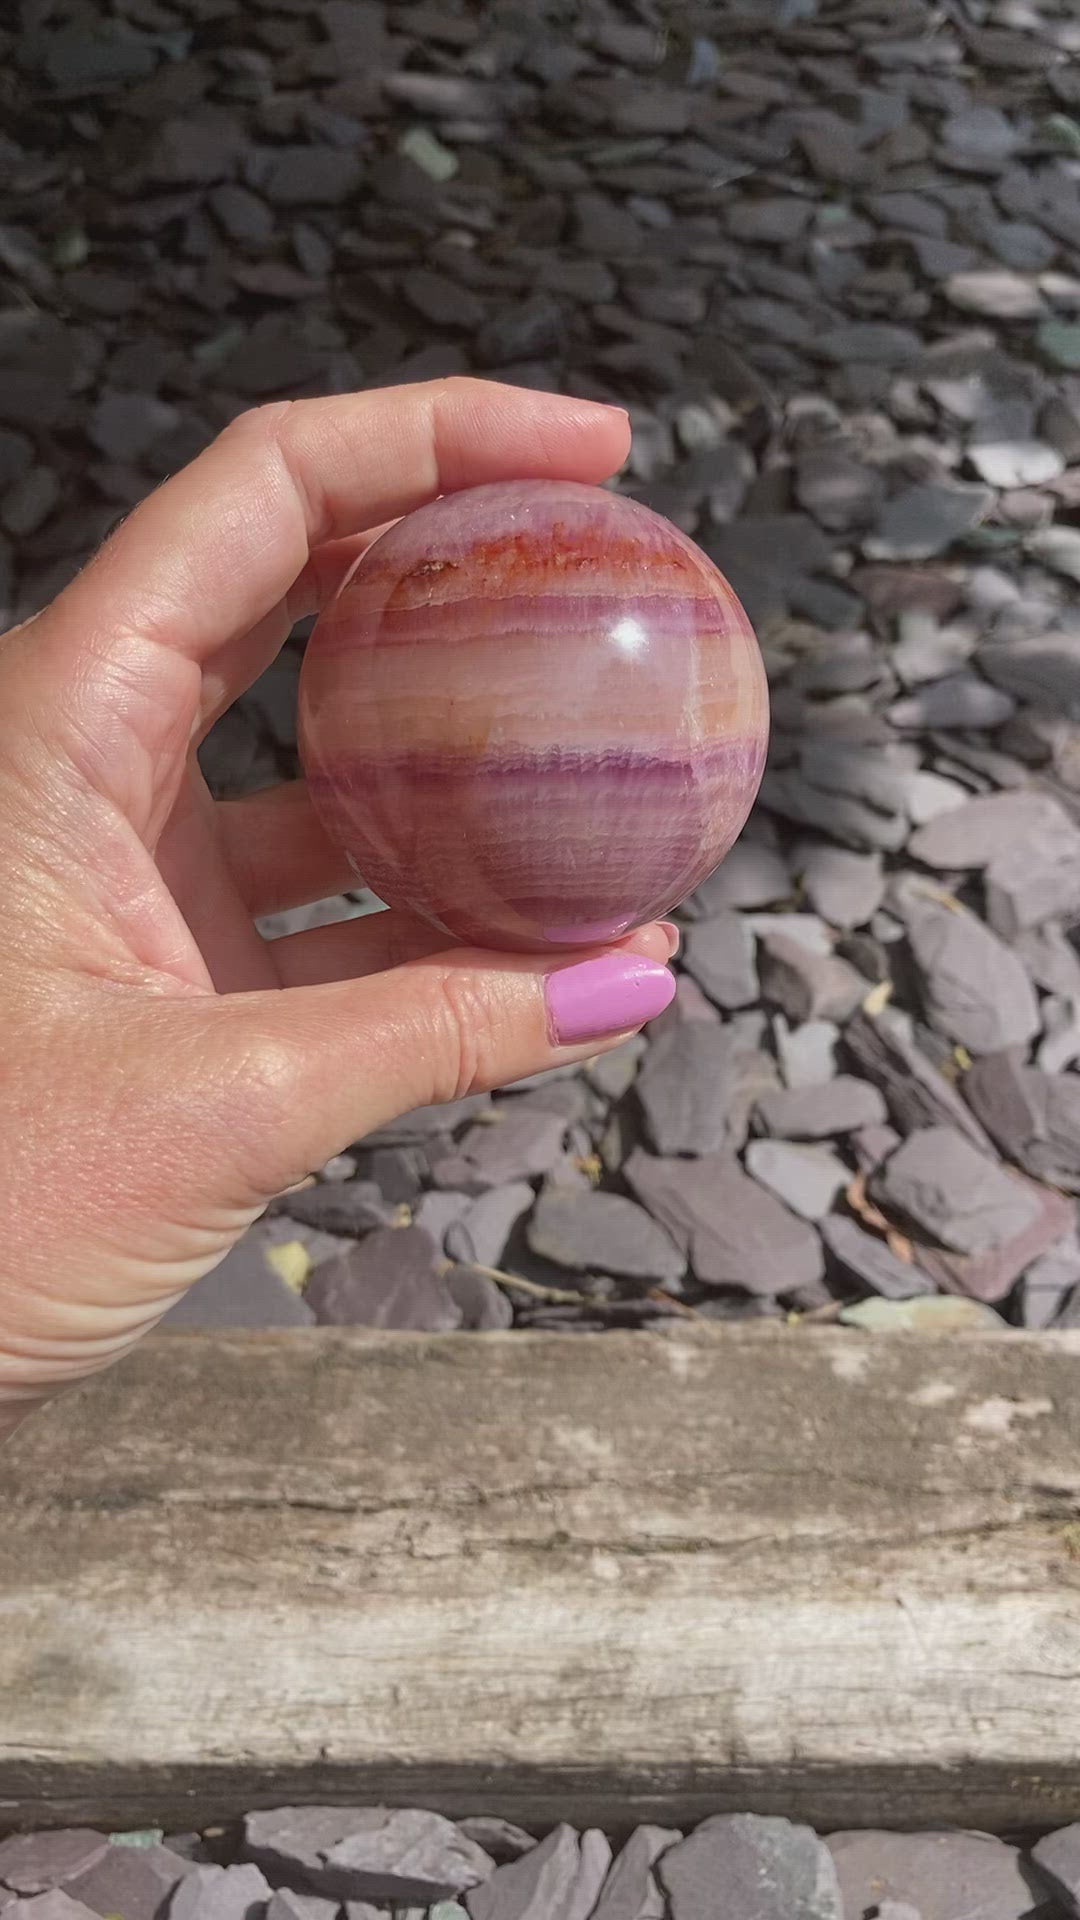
[212,776,679,980]
[209,935,676,1198]
[287,524,398,623]
[195,527,396,742]
[215,781,355,917]
[266,903,459,985]
[44,381,630,677]
[266,906,677,989]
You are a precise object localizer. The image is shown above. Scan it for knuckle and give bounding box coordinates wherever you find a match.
[224,399,296,446]
[223,1029,306,1133]
[433,373,479,404]
[424,970,502,1105]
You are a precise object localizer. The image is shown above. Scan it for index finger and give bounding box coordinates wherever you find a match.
[47,379,630,669]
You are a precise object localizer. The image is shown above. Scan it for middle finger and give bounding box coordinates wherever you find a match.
[267,911,678,989]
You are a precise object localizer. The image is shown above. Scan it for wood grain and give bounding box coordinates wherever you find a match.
[2,1325,1080,1834]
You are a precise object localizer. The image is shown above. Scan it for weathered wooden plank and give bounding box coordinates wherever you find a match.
[2,1325,1080,1835]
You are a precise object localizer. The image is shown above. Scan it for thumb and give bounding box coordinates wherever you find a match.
[211,932,677,1198]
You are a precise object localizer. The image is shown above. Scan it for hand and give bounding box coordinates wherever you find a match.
[0,378,677,1436]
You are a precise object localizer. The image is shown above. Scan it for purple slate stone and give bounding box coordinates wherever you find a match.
[299,481,768,951]
[265,1896,337,1920]
[66,1847,195,1920]
[0,1838,110,1897]
[465,1825,609,1920]
[3,1898,101,1920]
[827,1830,1044,1920]
[168,1866,271,1920]
[242,1810,492,1907]
[591,1828,681,1920]
[305,1227,463,1330]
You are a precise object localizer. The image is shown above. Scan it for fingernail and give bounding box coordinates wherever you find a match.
[659,921,681,959]
[546,954,676,1046]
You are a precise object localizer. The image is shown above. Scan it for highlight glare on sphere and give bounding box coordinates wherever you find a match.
[298,478,769,953]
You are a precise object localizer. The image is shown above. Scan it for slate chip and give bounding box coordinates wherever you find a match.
[243,1811,492,1907]
[827,1830,1046,1920]
[241,1814,348,1884]
[455,1822,535,1866]
[888,674,1015,731]
[4,1899,100,1920]
[1022,1229,1080,1328]
[625,1149,824,1295]
[821,1215,937,1299]
[683,911,758,1010]
[745,1141,847,1222]
[433,1108,568,1190]
[964,1052,1080,1193]
[797,846,885,929]
[917,1177,1074,1305]
[590,1827,680,1920]
[908,790,1062,870]
[527,1187,685,1283]
[794,448,885,532]
[636,1024,737,1156]
[87,390,180,463]
[280,1181,396,1238]
[265,1896,336,1920]
[168,1866,272,1920]
[1031,1822,1080,1915]
[896,887,1040,1054]
[865,483,994,562]
[412,1191,472,1249]
[843,1011,994,1148]
[0,1840,110,1898]
[586,1035,646,1103]
[757,932,866,1024]
[305,1228,463,1331]
[690,840,789,913]
[443,1265,514,1331]
[978,632,1080,719]
[246,146,363,207]
[66,1846,194,1920]
[985,830,1080,942]
[872,1127,1040,1255]
[445,1183,534,1271]
[402,270,487,334]
[658,1815,842,1920]
[755,1077,887,1140]
[775,1017,839,1089]
[815,323,921,368]
[466,1825,610,1920]
[760,770,908,854]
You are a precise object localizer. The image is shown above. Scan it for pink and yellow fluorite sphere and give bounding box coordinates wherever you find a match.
[298,478,769,952]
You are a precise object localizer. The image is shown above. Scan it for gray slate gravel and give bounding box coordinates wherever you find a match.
[11,0,1080,1346]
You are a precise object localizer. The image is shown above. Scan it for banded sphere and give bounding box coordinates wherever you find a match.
[298,478,769,952]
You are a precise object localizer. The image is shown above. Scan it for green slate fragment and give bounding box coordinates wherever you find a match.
[957,525,1020,551]
[1039,320,1080,371]
[840,1295,1004,1332]
[1040,114,1080,156]
[53,224,89,269]
[108,1830,165,1848]
[398,126,458,182]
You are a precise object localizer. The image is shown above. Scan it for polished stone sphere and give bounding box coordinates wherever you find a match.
[298,478,769,952]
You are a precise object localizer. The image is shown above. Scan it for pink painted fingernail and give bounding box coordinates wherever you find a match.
[659,921,681,959]
[546,954,676,1046]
